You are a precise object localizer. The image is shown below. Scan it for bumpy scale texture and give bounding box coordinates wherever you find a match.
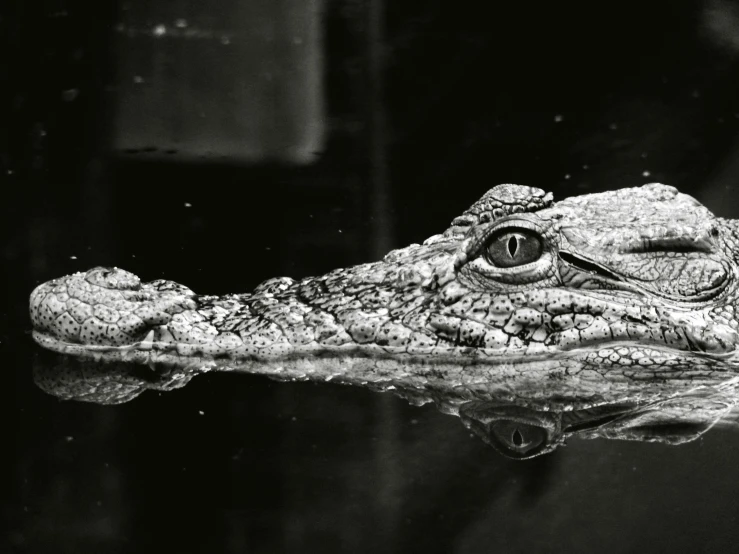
[29,184,739,412]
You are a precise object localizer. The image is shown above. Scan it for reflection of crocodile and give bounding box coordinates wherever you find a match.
[31,354,739,458]
[29,184,739,457]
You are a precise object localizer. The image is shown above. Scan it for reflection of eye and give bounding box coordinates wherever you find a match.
[489,420,548,457]
[484,229,543,268]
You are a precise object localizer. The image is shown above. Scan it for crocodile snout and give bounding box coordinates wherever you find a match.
[30,267,198,349]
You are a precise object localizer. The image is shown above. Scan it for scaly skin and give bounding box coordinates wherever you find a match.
[28,184,739,455]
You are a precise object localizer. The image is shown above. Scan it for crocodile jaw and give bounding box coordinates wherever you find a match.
[30,263,739,411]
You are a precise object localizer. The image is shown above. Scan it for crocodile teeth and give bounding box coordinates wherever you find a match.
[147,351,164,370]
[138,329,156,350]
[155,326,176,343]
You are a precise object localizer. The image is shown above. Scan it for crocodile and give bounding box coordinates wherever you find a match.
[28,184,739,457]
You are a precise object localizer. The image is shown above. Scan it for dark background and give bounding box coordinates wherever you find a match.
[5,0,739,552]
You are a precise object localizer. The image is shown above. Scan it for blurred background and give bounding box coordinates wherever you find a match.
[5,0,739,552]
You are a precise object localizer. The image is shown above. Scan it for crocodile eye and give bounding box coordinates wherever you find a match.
[488,420,548,457]
[484,229,543,268]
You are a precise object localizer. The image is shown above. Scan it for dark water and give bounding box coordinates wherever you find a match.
[6,1,739,552]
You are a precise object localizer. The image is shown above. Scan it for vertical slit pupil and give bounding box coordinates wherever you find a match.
[512,428,524,446]
[484,228,543,268]
[508,236,519,257]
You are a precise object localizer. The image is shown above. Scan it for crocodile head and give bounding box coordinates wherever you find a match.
[29,184,739,455]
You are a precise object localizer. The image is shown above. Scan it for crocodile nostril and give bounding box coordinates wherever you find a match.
[683,323,739,355]
[85,267,142,290]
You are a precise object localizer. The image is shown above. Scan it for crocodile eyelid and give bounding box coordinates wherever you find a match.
[459,216,551,270]
[466,216,548,256]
